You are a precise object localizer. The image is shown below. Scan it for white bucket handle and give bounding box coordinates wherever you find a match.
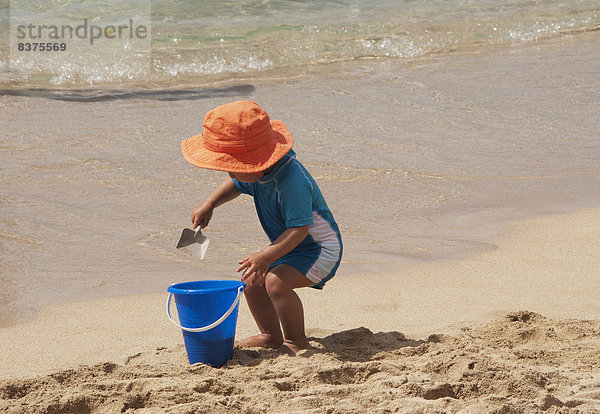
[166,285,244,332]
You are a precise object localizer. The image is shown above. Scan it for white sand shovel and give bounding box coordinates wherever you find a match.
[176,226,209,260]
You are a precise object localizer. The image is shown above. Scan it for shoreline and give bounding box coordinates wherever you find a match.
[1,206,599,381]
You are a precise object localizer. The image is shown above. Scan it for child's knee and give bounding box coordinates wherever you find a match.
[264,272,288,299]
[243,282,264,297]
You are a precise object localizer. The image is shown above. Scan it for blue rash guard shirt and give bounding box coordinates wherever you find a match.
[233,149,342,289]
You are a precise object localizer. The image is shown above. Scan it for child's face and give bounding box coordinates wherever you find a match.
[228,171,264,183]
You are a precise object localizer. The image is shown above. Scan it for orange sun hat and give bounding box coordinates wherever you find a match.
[182,100,294,173]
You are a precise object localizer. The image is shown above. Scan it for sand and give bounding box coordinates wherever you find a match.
[3,313,600,413]
[1,208,600,413]
[1,30,600,413]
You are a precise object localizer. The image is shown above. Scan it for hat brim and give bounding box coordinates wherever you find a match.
[182,120,293,173]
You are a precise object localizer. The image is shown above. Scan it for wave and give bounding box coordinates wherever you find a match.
[1,0,598,89]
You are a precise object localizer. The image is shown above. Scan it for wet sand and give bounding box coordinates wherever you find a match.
[1,32,599,412]
[1,32,599,324]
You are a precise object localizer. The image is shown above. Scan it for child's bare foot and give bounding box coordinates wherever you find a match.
[239,333,283,349]
[276,339,310,355]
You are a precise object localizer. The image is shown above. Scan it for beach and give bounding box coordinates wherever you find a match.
[1,27,600,412]
[1,209,600,412]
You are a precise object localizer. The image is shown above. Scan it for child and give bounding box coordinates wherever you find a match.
[182,100,342,354]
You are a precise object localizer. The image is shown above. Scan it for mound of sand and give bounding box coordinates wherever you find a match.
[2,311,599,413]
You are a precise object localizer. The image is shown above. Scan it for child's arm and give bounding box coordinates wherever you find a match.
[237,225,309,286]
[191,178,241,229]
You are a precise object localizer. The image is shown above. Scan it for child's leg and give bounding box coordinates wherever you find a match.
[241,264,314,353]
[266,264,314,354]
[240,283,284,349]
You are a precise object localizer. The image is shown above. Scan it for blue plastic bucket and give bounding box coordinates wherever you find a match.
[167,280,245,367]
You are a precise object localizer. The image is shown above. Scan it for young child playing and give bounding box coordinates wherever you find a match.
[181,100,342,354]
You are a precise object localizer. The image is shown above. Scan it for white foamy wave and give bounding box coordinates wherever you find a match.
[159,56,273,77]
[361,37,427,58]
[505,16,598,43]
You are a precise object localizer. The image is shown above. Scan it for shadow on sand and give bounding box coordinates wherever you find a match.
[233,326,428,365]
[308,326,427,362]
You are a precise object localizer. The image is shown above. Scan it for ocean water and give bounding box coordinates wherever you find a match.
[0,0,598,89]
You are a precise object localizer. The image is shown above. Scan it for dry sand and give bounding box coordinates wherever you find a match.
[4,312,600,414]
[1,208,599,413]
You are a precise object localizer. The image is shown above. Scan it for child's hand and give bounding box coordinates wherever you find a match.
[190,202,213,229]
[237,252,271,286]
[189,178,241,229]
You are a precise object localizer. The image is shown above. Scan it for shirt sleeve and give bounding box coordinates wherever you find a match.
[233,179,253,196]
[278,175,314,228]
